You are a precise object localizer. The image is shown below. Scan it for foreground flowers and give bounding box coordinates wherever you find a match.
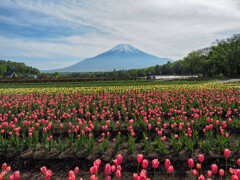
[0,163,19,180]
[1,83,240,179]
[2,152,240,179]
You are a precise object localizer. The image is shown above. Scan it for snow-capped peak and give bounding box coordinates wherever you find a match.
[106,44,141,55]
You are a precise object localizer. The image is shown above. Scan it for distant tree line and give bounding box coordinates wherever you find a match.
[55,34,240,78]
[0,60,40,77]
[2,34,239,79]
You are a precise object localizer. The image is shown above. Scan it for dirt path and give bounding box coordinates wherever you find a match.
[208,79,240,84]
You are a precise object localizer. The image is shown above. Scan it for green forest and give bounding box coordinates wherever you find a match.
[0,60,40,77]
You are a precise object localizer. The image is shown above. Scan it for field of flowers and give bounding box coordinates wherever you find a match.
[1,82,240,179]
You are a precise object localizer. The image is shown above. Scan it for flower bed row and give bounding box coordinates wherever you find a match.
[1,150,240,180]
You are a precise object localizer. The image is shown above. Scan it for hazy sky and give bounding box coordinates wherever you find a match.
[1,0,240,70]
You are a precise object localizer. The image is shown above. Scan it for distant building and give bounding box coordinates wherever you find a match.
[3,72,17,78]
[27,75,38,79]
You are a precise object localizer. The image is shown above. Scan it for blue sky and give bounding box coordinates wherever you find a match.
[1,0,240,70]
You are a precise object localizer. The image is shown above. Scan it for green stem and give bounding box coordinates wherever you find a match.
[226,157,227,178]
[154,168,156,179]
[137,163,139,174]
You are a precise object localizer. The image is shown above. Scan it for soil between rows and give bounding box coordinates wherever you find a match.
[0,137,238,180]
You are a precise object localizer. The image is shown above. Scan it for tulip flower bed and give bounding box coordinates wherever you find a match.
[1,82,240,179]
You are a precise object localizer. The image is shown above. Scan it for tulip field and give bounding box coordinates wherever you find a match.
[1,81,240,179]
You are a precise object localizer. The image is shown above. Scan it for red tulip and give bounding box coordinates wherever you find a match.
[2,163,7,170]
[192,169,197,176]
[237,158,240,166]
[113,159,118,166]
[142,159,148,169]
[198,154,204,163]
[152,159,159,168]
[198,175,205,180]
[68,170,74,177]
[137,154,143,163]
[219,169,224,176]
[111,165,116,172]
[188,158,194,168]
[168,165,174,173]
[90,175,97,180]
[13,171,20,180]
[6,166,11,172]
[104,164,111,176]
[40,166,47,174]
[74,167,79,174]
[133,173,138,180]
[117,154,122,164]
[231,175,238,180]
[117,165,121,171]
[164,159,171,168]
[116,170,121,179]
[129,119,134,125]
[211,164,218,174]
[45,170,52,180]
[235,169,240,178]
[90,166,98,174]
[207,170,212,177]
[60,124,63,128]
[224,149,231,158]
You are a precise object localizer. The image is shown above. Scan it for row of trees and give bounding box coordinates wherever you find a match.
[0,60,40,77]
[75,34,240,77]
[56,34,240,78]
[154,34,240,77]
[2,34,239,78]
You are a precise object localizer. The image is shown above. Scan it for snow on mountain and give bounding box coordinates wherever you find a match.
[104,44,141,55]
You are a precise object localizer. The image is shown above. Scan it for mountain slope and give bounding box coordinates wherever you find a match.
[43,44,174,72]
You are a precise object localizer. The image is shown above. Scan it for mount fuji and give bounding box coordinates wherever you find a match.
[43,44,174,72]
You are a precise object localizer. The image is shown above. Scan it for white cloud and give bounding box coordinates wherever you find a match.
[1,0,240,69]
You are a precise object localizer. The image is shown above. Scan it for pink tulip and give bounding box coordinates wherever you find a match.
[111,165,116,172]
[142,159,148,169]
[188,158,194,168]
[90,175,97,180]
[137,154,143,163]
[104,163,111,176]
[40,166,47,174]
[117,154,123,164]
[152,159,159,168]
[129,119,134,125]
[2,163,7,170]
[198,175,205,180]
[198,154,204,163]
[133,173,138,180]
[219,169,224,176]
[13,171,20,180]
[90,166,98,174]
[224,149,231,158]
[116,170,121,179]
[45,170,52,180]
[192,169,197,176]
[168,165,174,173]
[231,175,238,180]
[68,170,74,177]
[211,164,218,174]
[164,159,171,168]
[206,170,212,177]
